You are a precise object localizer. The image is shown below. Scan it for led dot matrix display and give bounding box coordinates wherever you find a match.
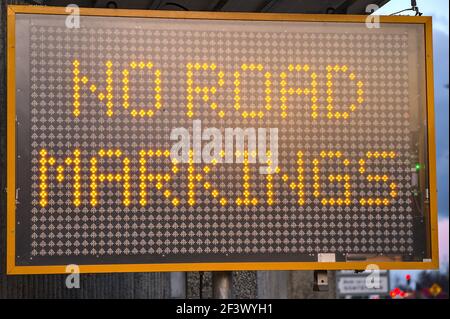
[8,8,437,272]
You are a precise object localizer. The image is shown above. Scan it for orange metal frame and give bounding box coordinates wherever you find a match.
[6,5,439,274]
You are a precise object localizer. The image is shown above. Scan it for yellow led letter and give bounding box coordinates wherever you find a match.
[138,149,178,206]
[281,151,305,205]
[123,61,162,118]
[313,151,351,206]
[359,151,397,206]
[235,64,271,119]
[279,64,315,119]
[325,64,364,119]
[38,149,81,207]
[89,149,130,206]
[236,150,259,206]
[265,150,281,206]
[72,59,114,117]
[186,62,225,118]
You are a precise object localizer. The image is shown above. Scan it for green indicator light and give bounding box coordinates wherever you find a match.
[415,163,421,171]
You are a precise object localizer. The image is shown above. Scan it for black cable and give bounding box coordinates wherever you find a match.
[163,2,190,11]
[390,0,422,16]
[390,8,415,15]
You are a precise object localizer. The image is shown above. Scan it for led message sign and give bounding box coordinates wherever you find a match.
[7,7,438,273]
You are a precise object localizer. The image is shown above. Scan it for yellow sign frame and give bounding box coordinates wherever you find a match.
[6,5,439,274]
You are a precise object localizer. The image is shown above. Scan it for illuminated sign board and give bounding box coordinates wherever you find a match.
[7,6,438,274]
